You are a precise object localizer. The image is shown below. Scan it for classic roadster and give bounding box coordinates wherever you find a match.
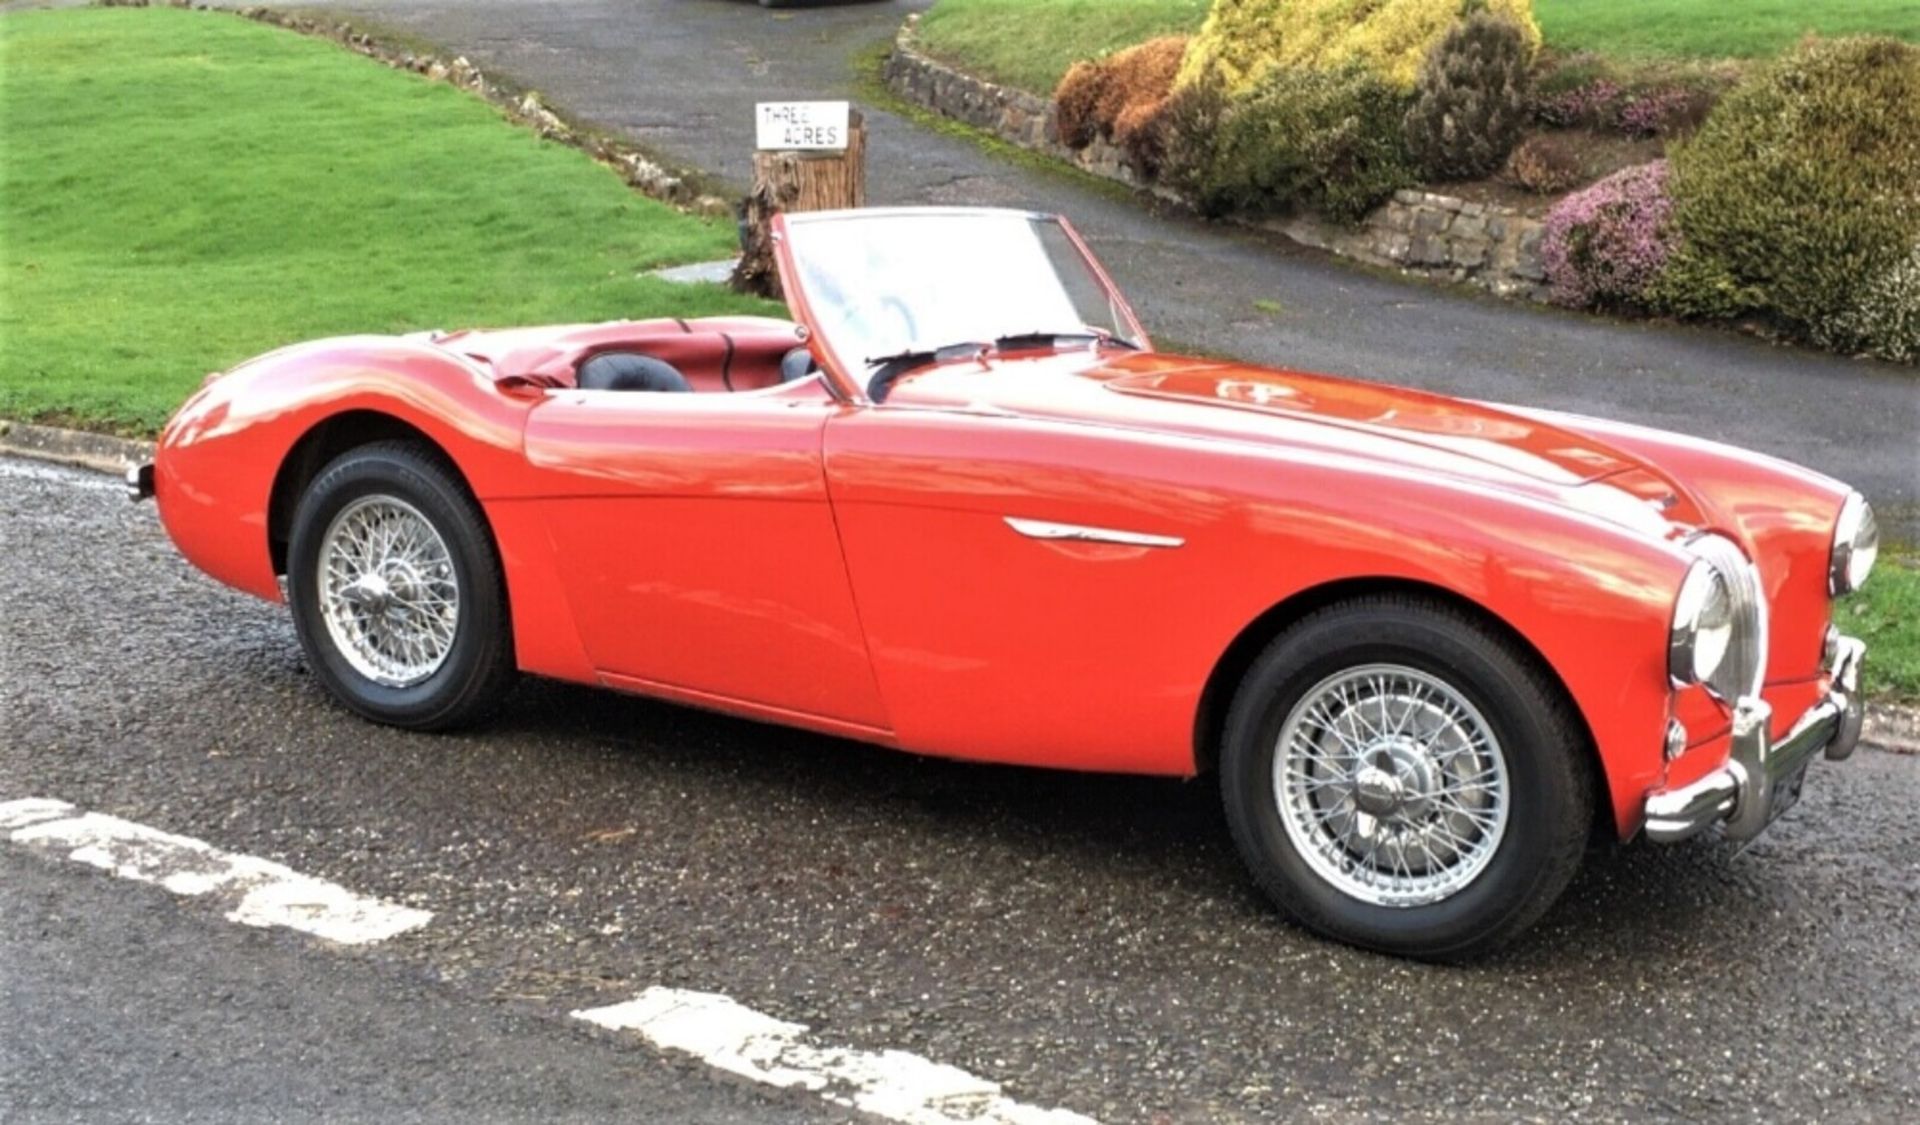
[136,207,1877,959]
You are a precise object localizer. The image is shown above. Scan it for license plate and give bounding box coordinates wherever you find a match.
[1768,762,1810,824]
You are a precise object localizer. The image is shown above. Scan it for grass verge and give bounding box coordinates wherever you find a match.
[849,39,1138,205]
[1536,0,1920,61]
[0,7,771,434]
[913,0,1920,95]
[916,0,1209,95]
[1844,545,1920,704]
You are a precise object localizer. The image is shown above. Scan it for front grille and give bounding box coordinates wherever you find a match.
[1687,532,1767,700]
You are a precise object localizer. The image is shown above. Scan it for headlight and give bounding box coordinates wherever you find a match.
[1670,561,1734,686]
[1829,492,1879,596]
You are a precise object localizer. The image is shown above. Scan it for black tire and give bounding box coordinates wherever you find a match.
[285,440,515,731]
[1220,593,1593,961]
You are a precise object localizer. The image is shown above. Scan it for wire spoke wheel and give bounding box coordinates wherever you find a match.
[1273,663,1510,908]
[316,494,460,688]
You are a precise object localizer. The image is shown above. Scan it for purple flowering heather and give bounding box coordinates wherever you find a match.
[1533,79,1622,128]
[1541,160,1676,309]
[1617,87,1692,137]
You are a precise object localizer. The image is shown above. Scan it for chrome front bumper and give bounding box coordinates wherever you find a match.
[1643,636,1866,844]
[126,462,154,502]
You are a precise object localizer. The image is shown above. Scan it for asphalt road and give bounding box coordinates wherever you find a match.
[270,0,1918,538]
[6,455,1920,1123]
[1,851,831,1124]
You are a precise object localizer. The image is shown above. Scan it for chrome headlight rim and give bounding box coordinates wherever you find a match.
[1669,560,1734,690]
[1829,492,1879,597]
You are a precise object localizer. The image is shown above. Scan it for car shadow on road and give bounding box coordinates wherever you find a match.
[479,674,1819,972]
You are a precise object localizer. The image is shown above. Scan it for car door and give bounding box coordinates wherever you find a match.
[821,402,1239,777]
[520,382,890,735]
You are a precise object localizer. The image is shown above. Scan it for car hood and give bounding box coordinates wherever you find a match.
[886,350,1696,527]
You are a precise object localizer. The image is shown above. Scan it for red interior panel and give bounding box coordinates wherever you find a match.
[480,316,809,393]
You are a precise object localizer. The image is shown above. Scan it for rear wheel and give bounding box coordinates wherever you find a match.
[1220,594,1592,960]
[286,441,515,730]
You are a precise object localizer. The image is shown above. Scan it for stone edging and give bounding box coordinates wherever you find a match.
[879,25,1144,187]
[3,413,1916,751]
[883,16,1549,300]
[97,0,733,216]
[0,420,153,476]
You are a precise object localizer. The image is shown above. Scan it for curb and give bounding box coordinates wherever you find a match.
[1865,707,1920,755]
[0,420,152,476]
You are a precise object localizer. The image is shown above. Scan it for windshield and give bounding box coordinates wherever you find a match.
[781,210,1141,378]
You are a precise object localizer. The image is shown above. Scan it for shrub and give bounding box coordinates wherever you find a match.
[1666,37,1920,345]
[1530,77,1621,129]
[1643,245,1758,321]
[1403,12,1531,180]
[1616,85,1713,138]
[1177,0,1540,95]
[1541,161,1676,309]
[1115,96,1171,180]
[1152,76,1234,208]
[1097,37,1187,137]
[1505,134,1582,194]
[1053,58,1108,149]
[1533,76,1720,136]
[1197,63,1417,222]
[1052,37,1188,152]
[1824,245,1920,363]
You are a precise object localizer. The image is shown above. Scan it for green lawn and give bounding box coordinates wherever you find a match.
[916,0,1209,95]
[915,0,1920,93]
[1537,0,1920,61]
[0,7,769,434]
[1845,547,1920,704]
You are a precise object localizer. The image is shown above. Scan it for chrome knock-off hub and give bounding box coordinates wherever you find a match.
[1273,665,1511,907]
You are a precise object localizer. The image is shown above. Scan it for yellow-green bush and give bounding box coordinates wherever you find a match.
[1664,37,1920,359]
[1176,0,1540,94]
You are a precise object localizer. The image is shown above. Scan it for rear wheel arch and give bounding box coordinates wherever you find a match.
[1192,577,1612,833]
[268,411,479,576]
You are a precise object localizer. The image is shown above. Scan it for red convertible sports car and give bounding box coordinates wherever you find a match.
[136,207,1878,959]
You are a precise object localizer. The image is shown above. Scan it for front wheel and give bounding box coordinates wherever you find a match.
[1220,594,1593,961]
[286,440,515,730]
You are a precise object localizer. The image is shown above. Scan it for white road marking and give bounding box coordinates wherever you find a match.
[575,987,1099,1125]
[0,798,431,945]
[0,458,124,492]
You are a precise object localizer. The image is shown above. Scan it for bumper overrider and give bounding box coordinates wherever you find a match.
[1643,636,1867,844]
[126,462,154,502]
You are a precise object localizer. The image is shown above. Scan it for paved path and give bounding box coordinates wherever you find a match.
[271,0,1916,537]
[7,455,1920,1122]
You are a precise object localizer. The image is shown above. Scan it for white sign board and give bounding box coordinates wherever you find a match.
[756,101,851,151]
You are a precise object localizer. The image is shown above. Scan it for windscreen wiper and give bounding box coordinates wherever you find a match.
[866,340,990,402]
[992,329,1142,352]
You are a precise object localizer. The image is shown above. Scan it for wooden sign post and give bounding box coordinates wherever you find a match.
[731,101,866,298]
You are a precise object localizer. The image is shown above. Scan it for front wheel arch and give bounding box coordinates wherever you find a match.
[1192,577,1611,833]
[267,411,475,577]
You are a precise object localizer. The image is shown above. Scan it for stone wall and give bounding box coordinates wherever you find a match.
[884,18,1547,300]
[1275,192,1546,299]
[880,25,1141,188]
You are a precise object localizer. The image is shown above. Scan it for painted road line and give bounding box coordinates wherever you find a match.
[0,798,431,945]
[575,987,1099,1125]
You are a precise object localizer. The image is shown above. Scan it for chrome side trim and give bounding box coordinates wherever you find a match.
[1003,517,1183,549]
